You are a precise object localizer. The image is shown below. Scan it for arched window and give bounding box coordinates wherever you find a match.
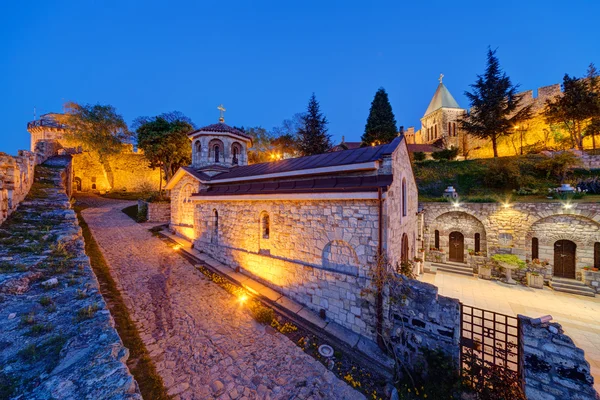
[434,124,437,138]
[231,142,242,165]
[261,212,270,239]
[434,230,440,250]
[212,209,219,243]
[401,233,409,263]
[595,242,600,268]
[532,237,539,260]
[195,141,201,153]
[214,145,220,163]
[475,233,481,253]
[448,122,452,136]
[401,178,407,217]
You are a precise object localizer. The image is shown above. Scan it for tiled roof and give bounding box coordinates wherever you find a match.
[188,123,252,141]
[180,166,212,181]
[330,142,362,152]
[198,175,393,196]
[424,83,462,116]
[207,136,402,182]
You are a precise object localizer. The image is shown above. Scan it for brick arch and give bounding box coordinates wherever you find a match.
[426,207,492,232]
[430,211,488,255]
[322,240,360,275]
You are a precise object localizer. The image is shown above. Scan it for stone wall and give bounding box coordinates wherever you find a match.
[138,200,171,223]
[190,198,381,338]
[0,156,140,399]
[0,142,56,225]
[520,316,599,400]
[385,140,420,268]
[422,202,600,280]
[386,277,461,368]
[582,270,600,293]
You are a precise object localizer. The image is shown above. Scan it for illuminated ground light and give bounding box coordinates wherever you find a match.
[173,244,181,251]
[562,202,574,210]
[238,294,249,303]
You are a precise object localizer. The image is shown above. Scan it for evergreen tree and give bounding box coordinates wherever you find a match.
[361,87,398,146]
[460,48,531,157]
[545,69,599,151]
[297,93,331,156]
[585,63,600,150]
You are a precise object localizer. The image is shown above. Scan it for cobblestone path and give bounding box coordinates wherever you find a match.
[79,196,364,400]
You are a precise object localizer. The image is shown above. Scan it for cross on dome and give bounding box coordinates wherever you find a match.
[217,104,226,123]
[439,73,444,84]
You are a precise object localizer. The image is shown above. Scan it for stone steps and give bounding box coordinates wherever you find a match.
[431,262,474,277]
[550,278,596,297]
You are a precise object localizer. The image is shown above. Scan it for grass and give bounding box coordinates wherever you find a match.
[74,205,171,400]
[17,335,67,371]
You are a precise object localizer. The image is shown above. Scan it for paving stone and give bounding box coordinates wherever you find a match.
[81,195,364,400]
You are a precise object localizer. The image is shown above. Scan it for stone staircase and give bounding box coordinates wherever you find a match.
[550,277,596,297]
[431,261,474,277]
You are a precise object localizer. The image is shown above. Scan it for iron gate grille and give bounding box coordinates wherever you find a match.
[460,304,521,388]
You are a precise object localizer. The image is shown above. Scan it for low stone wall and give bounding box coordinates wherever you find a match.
[148,201,170,223]
[520,316,599,400]
[386,277,461,369]
[0,156,140,399]
[579,153,600,170]
[0,145,52,225]
[582,270,600,293]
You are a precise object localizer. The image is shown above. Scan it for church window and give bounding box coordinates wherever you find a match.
[532,237,539,260]
[595,242,600,268]
[448,122,451,136]
[195,141,201,153]
[401,233,409,264]
[212,209,219,243]
[434,124,437,138]
[261,212,270,239]
[401,178,407,217]
[475,233,481,253]
[434,230,440,250]
[214,145,220,163]
[231,142,242,165]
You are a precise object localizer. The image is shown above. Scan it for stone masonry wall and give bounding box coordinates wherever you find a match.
[0,156,140,399]
[387,277,461,369]
[191,199,381,339]
[0,142,55,225]
[386,140,420,268]
[422,202,600,280]
[138,200,171,223]
[520,316,599,400]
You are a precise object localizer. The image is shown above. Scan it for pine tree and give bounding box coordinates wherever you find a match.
[297,93,331,156]
[361,88,398,146]
[460,48,531,157]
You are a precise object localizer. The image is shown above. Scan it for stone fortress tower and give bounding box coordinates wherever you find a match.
[419,74,467,149]
[189,105,252,176]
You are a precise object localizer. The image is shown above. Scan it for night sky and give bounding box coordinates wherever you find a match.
[1,0,599,154]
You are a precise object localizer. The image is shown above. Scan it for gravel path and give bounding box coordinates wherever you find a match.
[79,195,364,400]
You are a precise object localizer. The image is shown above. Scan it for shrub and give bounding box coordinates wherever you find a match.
[413,152,426,162]
[431,146,459,161]
[576,177,600,194]
[536,152,582,181]
[137,203,148,223]
[249,303,274,324]
[483,159,521,189]
[492,254,526,269]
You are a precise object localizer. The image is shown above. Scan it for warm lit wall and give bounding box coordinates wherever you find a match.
[385,140,420,267]
[169,174,202,240]
[422,202,600,277]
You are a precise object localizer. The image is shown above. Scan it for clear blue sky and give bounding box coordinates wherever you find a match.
[1,0,599,154]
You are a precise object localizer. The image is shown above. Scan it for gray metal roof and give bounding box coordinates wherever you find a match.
[424,83,462,116]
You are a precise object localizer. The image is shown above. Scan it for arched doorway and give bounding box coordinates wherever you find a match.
[554,240,576,279]
[449,231,464,263]
[73,177,82,192]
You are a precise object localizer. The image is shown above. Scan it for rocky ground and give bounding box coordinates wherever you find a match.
[79,194,364,400]
[0,157,140,400]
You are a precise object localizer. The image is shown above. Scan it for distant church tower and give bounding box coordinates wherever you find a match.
[188,105,252,176]
[420,75,466,150]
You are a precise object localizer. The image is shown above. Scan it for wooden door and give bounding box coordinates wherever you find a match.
[554,240,576,279]
[449,231,464,263]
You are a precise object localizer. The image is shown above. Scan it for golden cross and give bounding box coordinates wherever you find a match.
[217,104,226,122]
[439,73,444,84]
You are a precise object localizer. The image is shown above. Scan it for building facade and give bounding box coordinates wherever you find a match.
[166,119,419,339]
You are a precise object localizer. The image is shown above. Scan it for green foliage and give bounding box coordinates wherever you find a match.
[536,152,582,181]
[361,87,398,145]
[0,373,19,400]
[245,127,275,163]
[483,158,521,189]
[545,68,600,151]
[431,146,459,161]
[55,102,132,159]
[133,111,194,185]
[412,152,426,162]
[492,254,526,269]
[297,93,331,156]
[460,48,532,157]
[249,303,275,324]
[75,304,99,321]
[137,203,148,223]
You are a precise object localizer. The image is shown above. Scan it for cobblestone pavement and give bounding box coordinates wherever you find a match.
[78,195,364,400]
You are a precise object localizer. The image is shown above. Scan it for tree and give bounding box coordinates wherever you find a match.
[133,111,194,192]
[55,102,132,187]
[545,67,599,152]
[361,87,398,146]
[297,93,331,156]
[245,127,274,163]
[271,113,303,158]
[460,48,532,157]
[585,63,600,150]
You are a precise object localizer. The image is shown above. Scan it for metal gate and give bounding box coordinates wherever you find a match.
[460,304,521,388]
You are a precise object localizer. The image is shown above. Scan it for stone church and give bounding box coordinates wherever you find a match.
[166,116,418,338]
